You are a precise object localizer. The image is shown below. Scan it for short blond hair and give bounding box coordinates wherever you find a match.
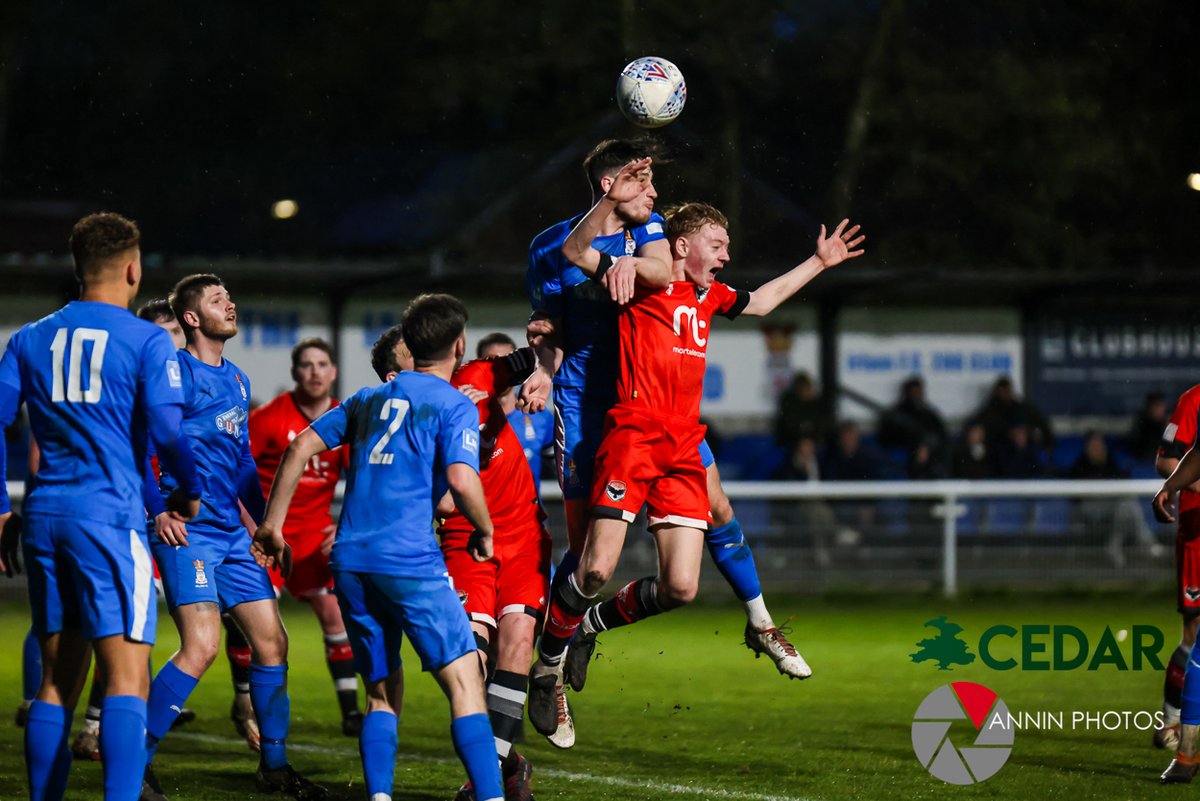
[664,202,729,242]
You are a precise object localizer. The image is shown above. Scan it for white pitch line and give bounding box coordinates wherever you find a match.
[170,731,814,801]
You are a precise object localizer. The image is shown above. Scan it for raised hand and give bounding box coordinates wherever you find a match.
[815,219,866,269]
[605,157,653,204]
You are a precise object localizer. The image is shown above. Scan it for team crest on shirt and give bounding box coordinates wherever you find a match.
[215,406,248,438]
[605,480,627,502]
[235,374,247,400]
[193,560,208,588]
[1186,587,1200,603]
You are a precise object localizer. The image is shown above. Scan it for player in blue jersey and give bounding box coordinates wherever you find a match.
[523,142,810,742]
[252,294,504,801]
[141,274,326,801]
[0,212,202,801]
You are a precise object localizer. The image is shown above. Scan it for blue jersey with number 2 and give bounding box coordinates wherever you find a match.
[310,370,480,578]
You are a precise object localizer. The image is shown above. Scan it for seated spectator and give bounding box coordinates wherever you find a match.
[770,436,837,566]
[993,424,1047,479]
[878,376,948,462]
[1128,391,1169,462]
[971,376,1053,454]
[908,443,946,480]
[820,420,883,481]
[951,422,994,479]
[774,372,831,452]
[1069,431,1164,565]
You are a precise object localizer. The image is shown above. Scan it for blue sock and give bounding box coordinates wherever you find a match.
[22,629,41,702]
[1182,639,1200,725]
[549,549,579,600]
[25,700,72,801]
[705,518,763,602]
[102,695,147,799]
[450,713,502,801]
[359,710,398,798]
[145,660,199,763]
[250,664,290,770]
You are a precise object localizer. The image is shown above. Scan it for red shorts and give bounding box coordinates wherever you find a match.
[1177,509,1200,617]
[589,406,712,531]
[441,524,551,629]
[268,527,334,600]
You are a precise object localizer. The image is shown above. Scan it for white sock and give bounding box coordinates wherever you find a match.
[744,594,773,630]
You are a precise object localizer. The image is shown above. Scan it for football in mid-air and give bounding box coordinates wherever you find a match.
[616,57,686,128]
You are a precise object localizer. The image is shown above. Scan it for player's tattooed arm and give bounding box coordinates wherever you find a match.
[447,462,493,562]
[1154,444,1200,523]
[743,219,865,316]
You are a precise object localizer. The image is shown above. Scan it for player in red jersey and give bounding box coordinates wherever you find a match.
[370,326,547,798]
[1151,384,1200,755]
[249,338,362,736]
[527,199,864,736]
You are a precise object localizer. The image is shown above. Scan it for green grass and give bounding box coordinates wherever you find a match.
[0,593,1182,800]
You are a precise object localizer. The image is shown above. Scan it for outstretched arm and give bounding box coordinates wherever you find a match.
[561,158,671,296]
[252,427,330,574]
[743,220,865,316]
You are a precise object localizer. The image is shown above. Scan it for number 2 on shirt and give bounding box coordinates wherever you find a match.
[368,398,410,465]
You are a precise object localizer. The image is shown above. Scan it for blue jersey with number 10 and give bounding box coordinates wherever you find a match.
[0,301,184,529]
[310,370,480,578]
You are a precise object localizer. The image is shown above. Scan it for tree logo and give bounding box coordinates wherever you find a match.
[912,682,1013,784]
[911,615,976,670]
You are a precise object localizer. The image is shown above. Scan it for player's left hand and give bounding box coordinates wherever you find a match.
[0,511,21,578]
[251,522,293,578]
[466,528,494,562]
[518,366,552,414]
[1152,489,1177,524]
[815,219,866,269]
[458,384,489,405]
[604,157,653,204]
[603,255,638,305]
[525,315,557,349]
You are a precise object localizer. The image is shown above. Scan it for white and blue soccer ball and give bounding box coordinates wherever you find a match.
[616,57,686,128]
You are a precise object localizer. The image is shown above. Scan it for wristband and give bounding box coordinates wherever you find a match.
[593,253,614,282]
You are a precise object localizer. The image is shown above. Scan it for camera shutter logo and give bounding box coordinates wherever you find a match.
[912,682,1013,784]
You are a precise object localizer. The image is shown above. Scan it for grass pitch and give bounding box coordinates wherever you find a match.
[0,591,1179,800]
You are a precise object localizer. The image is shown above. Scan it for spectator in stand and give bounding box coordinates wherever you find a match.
[820,421,881,541]
[993,424,1047,479]
[971,376,1053,454]
[1128,391,1169,462]
[908,443,946,480]
[878,376,948,465]
[770,436,837,567]
[950,423,994,479]
[1069,431,1164,566]
[774,372,831,452]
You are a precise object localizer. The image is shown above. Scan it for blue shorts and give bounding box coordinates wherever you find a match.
[152,525,275,612]
[556,385,716,499]
[333,569,475,680]
[24,515,157,644]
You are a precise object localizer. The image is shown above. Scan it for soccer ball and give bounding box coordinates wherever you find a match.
[616,57,686,128]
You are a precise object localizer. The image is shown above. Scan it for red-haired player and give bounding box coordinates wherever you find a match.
[528,196,863,736]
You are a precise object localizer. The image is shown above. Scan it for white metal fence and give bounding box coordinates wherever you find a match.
[4,479,1171,599]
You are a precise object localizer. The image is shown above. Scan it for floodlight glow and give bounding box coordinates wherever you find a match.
[272,199,299,219]
[1188,174,1200,192]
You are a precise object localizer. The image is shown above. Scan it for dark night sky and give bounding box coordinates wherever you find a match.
[0,1,1196,280]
